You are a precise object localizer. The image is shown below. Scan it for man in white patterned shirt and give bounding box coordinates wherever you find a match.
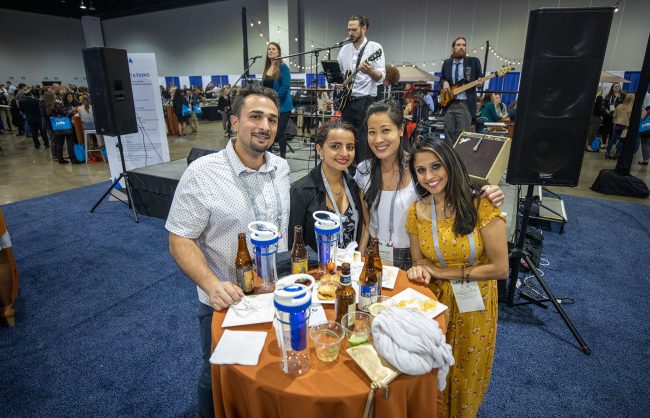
[165,85,290,418]
[337,14,385,163]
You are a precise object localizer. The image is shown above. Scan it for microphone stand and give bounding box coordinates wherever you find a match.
[275,40,349,166]
[232,56,262,87]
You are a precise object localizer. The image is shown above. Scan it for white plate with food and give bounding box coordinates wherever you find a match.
[312,279,359,305]
[375,287,447,319]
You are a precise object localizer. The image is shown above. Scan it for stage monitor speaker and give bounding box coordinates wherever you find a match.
[82,47,138,137]
[187,146,221,165]
[454,132,511,186]
[506,7,614,186]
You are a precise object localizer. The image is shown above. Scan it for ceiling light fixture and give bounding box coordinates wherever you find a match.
[88,1,95,11]
[79,0,87,9]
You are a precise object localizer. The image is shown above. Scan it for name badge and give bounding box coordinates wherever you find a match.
[450,280,485,313]
[377,241,394,266]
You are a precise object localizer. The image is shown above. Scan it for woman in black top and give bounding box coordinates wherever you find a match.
[172,88,190,136]
[289,119,368,250]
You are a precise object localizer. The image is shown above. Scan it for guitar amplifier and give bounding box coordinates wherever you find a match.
[453,132,511,186]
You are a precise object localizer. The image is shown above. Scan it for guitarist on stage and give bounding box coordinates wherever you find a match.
[337,14,385,163]
[440,36,482,144]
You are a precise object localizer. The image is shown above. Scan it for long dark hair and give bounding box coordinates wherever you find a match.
[604,82,626,103]
[409,140,480,236]
[362,101,410,211]
[263,42,282,80]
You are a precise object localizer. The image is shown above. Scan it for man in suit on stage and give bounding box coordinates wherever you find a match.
[440,36,482,144]
[337,14,385,163]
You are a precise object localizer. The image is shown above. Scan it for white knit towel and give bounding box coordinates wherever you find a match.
[372,307,454,391]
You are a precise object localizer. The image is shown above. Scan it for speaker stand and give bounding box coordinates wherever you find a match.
[90,135,140,223]
[507,185,590,355]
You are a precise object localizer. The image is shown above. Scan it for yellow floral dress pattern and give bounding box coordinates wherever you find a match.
[405,198,505,418]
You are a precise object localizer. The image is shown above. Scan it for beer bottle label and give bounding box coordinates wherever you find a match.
[236,266,254,293]
[359,284,377,310]
[291,259,308,274]
[347,303,356,326]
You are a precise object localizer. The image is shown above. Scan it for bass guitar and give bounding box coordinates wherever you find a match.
[438,65,514,109]
[335,48,383,112]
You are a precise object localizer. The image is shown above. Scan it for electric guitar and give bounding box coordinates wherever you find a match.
[438,65,514,109]
[335,48,383,112]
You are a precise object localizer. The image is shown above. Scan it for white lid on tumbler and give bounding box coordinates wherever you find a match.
[273,284,312,313]
[248,221,279,247]
[313,211,340,236]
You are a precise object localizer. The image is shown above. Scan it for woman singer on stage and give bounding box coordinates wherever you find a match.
[263,42,293,158]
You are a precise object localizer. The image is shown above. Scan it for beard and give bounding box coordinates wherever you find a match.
[452,49,466,60]
[247,132,272,154]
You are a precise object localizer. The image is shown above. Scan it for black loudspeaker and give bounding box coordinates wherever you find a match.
[82,47,138,136]
[187,146,221,165]
[506,8,613,186]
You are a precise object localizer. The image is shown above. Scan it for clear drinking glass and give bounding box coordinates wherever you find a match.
[309,322,345,363]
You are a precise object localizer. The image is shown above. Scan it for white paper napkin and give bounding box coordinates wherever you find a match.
[308,305,328,327]
[210,330,267,366]
[381,265,400,289]
[222,293,275,328]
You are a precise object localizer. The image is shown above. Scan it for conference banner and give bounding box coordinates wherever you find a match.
[104,52,170,194]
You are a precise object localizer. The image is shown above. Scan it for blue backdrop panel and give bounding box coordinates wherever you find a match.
[165,76,180,88]
[211,75,229,87]
[189,76,203,89]
[623,71,650,94]
[306,73,327,87]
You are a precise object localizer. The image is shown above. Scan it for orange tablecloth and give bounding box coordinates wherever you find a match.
[211,270,446,418]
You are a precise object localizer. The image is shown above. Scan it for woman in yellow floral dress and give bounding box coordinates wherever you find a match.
[405,140,509,418]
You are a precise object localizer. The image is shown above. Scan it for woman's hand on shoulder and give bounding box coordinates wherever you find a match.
[480,185,504,207]
[407,265,431,285]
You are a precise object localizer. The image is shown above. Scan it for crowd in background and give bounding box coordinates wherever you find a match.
[0,81,102,163]
[586,83,650,165]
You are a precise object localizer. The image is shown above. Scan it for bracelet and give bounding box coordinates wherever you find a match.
[464,267,471,281]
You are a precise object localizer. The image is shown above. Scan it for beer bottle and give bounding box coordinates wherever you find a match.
[291,225,308,274]
[371,238,383,296]
[335,262,356,324]
[358,247,378,311]
[235,233,255,295]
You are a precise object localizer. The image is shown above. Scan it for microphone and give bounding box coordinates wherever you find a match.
[336,36,352,46]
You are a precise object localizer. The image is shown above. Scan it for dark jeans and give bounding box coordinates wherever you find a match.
[29,122,48,148]
[341,96,375,163]
[198,301,215,418]
[277,111,291,158]
[54,133,77,162]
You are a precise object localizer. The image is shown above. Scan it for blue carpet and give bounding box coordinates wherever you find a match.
[1,183,648,417]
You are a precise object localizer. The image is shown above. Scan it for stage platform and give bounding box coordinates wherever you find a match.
[129,159,187,219]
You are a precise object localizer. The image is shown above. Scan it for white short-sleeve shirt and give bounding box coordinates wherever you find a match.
[165,140,291,305]
[337,38,386,97]
[354,160,418,248]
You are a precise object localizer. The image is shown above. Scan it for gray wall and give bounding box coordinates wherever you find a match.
[0,0,647,86]
[102,0,270,76]
[0,10,87,86]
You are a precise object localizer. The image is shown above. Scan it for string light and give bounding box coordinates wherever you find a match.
[250,22,254,27]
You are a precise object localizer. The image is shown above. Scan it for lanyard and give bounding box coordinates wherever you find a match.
[321,166,359,246]
[372,183,399,245]
[430,198,475,269]
[226,149,283,229]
